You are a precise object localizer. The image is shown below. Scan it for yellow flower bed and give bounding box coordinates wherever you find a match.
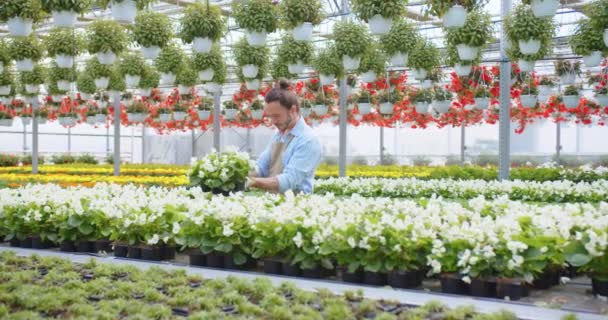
[0,173,188,188]
[315,164,433,178]
[0,165,187,177]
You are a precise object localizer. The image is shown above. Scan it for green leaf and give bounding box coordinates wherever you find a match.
[78,223,94,235]
[233,252,247,265]
[214,242,232,253]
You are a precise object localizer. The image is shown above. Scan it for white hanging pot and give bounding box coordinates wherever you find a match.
[604,29,608,48]
[475,97,490,110]
[0,97,12,105]
[178,85,190,95]
[531,0,559,17]
[192,37,213,53]
[412,69,428,80]
[223,108,237,120]
[313,104,328,115]
[86,117,97,125]
[7,17,33,36]
[94,77,109,90]
[0,85,11,96]
[520,94,538,107]
[246,79,261,90]
[368,14,393,35]
[58,117,76,127]
[595,94,608,106]
[456,44,479,61]
[518,39,541,55]
[96,51,117,65]
[51,95,64,103]
[454,63,472,76]
[197,110,210,120]
[301,108,311,118]
[538,85,553,96]
[421,80,433,89]
[357,102,372,115]
[80,93,92,100]
[173,111,187,121]
[389,52,408,68]
[443,5,467,28]
[562,95,580,108]
[415,102,429,114]
[141,46,161,60]
[319,74,335,86]
[292,22,314,41]
[198,68,215,82]
[160,72,176,86]
[159,114,171,123]
[56,54,75,68]
[125,75,141,88]
[245,30,268,47]
[138,88,152,97]
[15,59,34,72]
[342,55,361,71]
[95,114,107,123]
[379,102,393,114]
[0,119,14,127]
[560,72,576,85]
[433,100,451,113]
[583,51,602,68]
[287,62,306,74]
[518,59,536,73]
[36,116,48,125]
[52,10,77,28]
[21,117,32,126]
[360,71,376,83]
[242,64,259,78]
[111,0,137,23]
[25,84,39,94]
[206,82,222,93]
[251,109,264,120]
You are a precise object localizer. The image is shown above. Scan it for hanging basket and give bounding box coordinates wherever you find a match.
[242,64,259,78]
[25,84,39,94]
[454,63,472,76]
[443,5,467,28]
[389,52,408,68]
[301,108,311,118]
[206,82,222,93]
[0,62,3,74]
[313,104,328,115]
[80,93,92,100]
[433,100,451,113]
[520,94,538,107]
[582,51,602,68]
[173,111,187,121]
[319,74,335,86]
[15,59,34,72]
[415,102,429,114]
[342,55,361,71]
[518,59,536,73]
[245,30,268,47]
[357,103,372,115]
[412,69,428,80]
[224,108,237,120]
[159,114,171,123]
[94,77,110,90]
[595,94,608,107]
[160,72,176,86]
[111,0,137,24]
[456,44,479,61]
[86,117,97,125]
[518,39,541,55]
[197,110,211,120]
[58,117,76,127]
[125,75,141,88]
[56,54,75,68]
[531,0,559,17]
[360,71,376,83]
[251,109,264,120]
[421,80,433,89]
[368,14,393,35]
[562,95,580,108]
[192,37,213,53]
[178,85,190,95]
[0,85,11,96]
[293,22,314,41]
[51,95,64,103]
[96,51,117,65]
[7,17,33,36]
[288,62,306,74]
[127,113,146,123]
[141,46,161,60]
[475,97,490,110]
[0,119,14,127]
[52,10,77,28]
[560,72,576,85]
[21,117,32,126]
[246,79,261,90]
[138,88,152,97]
[198,68,215,82]
[379,102,393,114]
[95,114,107,123]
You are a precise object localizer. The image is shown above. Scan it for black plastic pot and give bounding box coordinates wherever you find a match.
[363,271,388,286]
[76,240,93,253]
[282,263,302,277]
[141,246,162,261]
[9,238,20,247]
[470,278,497,298]
[114,243,128,257]
[533,269,557,289]
[127,246,141,259]
[387,270,422,289]
[94,239,112,253]
[302,266,323,279]
[20,237,33,248]
[224,254,256,270]
[342,269,364,284]
[592,278,608,296]
[188,250,207,266]
[60,241,76,252]
[161,245,176,260]
[205,252,225,268]
[440,274,470,295]
[263,258,283,275]
[31,236,53,249]
[496,279,527,301]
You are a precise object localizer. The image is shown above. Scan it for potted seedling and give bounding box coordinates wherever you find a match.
[197,96,213,120]
[107,68,126,98]
[380,19,420,68]
[20,64,46,94]
[9,35,43,72]
[0,40,10,74]
[97,0,156,24]
[594,85,608,107]
[87,19,129,65]
[446,9,493,62]
[313,94,333,115]
[222,100,239,120]
[520,83,539,107]
[433,86,453,113]
[522,0,559,17]
[250,99,264,120]
[157,107,171,123]
[538,76,555,95]
[48,62,76,91]
[132,11,173,60]
[172,101,189,121]
[357,43,387,83]
[333,20,371,71]
[76,72,96,100]
[377,89,402,114]
[232,0,278,47]
[0,0,44,36]
[562,85,581,108]
[126,101,147,123]
[355,90,374,115]
[85,58,112,90]
[312,44,343,85]
[569,18,605,68]
[277,34,313,75]
[474,86,491,109]
[41,0,93,27]
[555,60,581,85]
[193,44,224,83]
[175,60,198,95]
[155,44,185,86]
[119,53,146,88]
[410,88,433,114]
[45,28,85,68]
[300,98,313,117]
[408,40,441,80]
[138,65,160,97]
[0,111,14,127]
[279,0,324,41]
[179,2,225,53]
[0,71,14,97]
[351,0,407,35]
[234,38,270,79]
[505,4,555,56]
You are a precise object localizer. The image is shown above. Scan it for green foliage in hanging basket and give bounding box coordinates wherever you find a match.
[355,90,373,103]
[410,88,433,103]
[408,40,441,71]
[474,86,490,98]
[377,89,403,104]
[47,80,67,95]
[312,44,344,78]
[0,71,15,87]
[234,38,270,67]
[87,19,128,54]
[119,53,146,77]
[41,0,93,14]
[0,40,12,66]
[139,65,160,89]
[521,83,538,95]
[563,85,580,96]
[108,67,126,92]
[76,71,96,94]
[333,20,371,58]
[271,55,296,80]
[0,0,44,23]
[425,0,487,18]
[45,27,85,57]
[97,0,156,11]
[192,44,224,73]
[179,1,225,43]
[358,42,387,76]
[380,19,420,55]
[506,37,552,61]
[445,9,493,47]
[445,44,476,66]
[236,63,268,82]
[505,4,555,43]
[277,34,313,64]
[233,0,278,33]
[9,35,44,61]
[279,0,324,29]
[250,99,264,110]
[85,58,112,78]
[555,60,582,76]
[570,19,606,56]
[48,62,76,82]
[20,64,46,85]
[433,86,453,101]
[176,58,198,86]
[351,0,407,21]
[584,0,608,30]
[132,11,173,48]
[155,43,185,74]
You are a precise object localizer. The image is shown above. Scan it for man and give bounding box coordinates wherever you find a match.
[248,80,322,194]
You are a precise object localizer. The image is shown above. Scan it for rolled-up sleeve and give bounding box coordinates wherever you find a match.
[256,139,272,177]
[276,138,322,193]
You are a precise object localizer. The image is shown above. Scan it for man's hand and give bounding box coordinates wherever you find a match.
[248,177,280,193]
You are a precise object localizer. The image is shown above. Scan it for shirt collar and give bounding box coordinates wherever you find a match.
[280,116,306,138]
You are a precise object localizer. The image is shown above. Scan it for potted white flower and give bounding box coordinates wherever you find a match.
[119,53,146,88]
[357,43,387,83]
[234,38,270,79]
[351,0,407,35]
[505,4,555,56]
[277,34,313,75]
[570,19,605,68]
[380,20,420,68]
[279,0,324,41]
[445,9,493,62]
[426,0,487,28]
[232,0,278,47]
[155,44,185,86]
[20,64,46,94]
[87,20,129,65]
[133,11,173,60]
[0,0,44,36]
[312,45,343,85]
[333,21,371,71]
[45,28,85,69]
[41,0,93,28]
[179,2,225,53]
[8,35,43,72]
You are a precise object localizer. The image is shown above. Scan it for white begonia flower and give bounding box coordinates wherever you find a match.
[44,205,51,213]
[172,222,181,234]
[162,236,169,244]
[147,234,160,245]
[347,237,357,248]
[222,223,235,237]
[293,232,303,248]
[462,276,471,284]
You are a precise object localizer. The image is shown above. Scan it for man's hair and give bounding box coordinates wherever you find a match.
[264,79,299,110]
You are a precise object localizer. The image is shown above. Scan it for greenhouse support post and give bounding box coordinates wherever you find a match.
[498,0,511,181]
[32,98,39,174]
[113,92,121,176]
[556,122,562,161]
[67,127,71,153]
[460,124,466,165]
[338,78,347,177]
[213,91,221,153]
[379,127,384,165]
[141,125,146,164]
[191,129,196,158]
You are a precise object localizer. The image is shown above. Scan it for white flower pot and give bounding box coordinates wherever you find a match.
[456,44,479,61]
[0,86,11,96]
[596,94,608,106]
[198,68,215,82]
[538,85,553,96]
[433,100,451,113]
[251,109,264,120]
[36,117,48,125]
[0,119,14,127]
[242,64,259,78]
[443,5,467,28]
[357,71,376,83]
[197,110,211,120]
[245,30,267,47]
[127,113,146,123]
[7,17,33,36]
[192,37,213,53]
[160,72,176,86]
[412,69,428,80]
[95,77,110,90]
[141,46,161,60]
[415,102,429,114]
[15,59,34,72]
[531,0,559,17]
[138,88,152,97]
[518,59,536,73]
[0,97,11,105]
[224,108,237,120]
[52,10,77,28]
[25,84,39,94]
[454,63,472,76]
[51,95,64,103]
[563,95,580,108]
[288,62,306,74]
[56,54,74,68]
[604,29,608,48]
[583,51,602,68]
[368,14,393,35]
[293,22,314,41]
[319,74,335,85]
[475,97,490,110]
[342,55,361,71]
[178,85,190,95]
[301,108,311,118]
[173,111,187,121]
[159,114,171,123]
[97,51,117,65]
[560,72,576,85]
[95,114,107,123]
[357,102,372,115]
[80,93,92,100]
[86,117,97,125]
[520,94,538,107]
[206,82,222,93]
[379,102,393,114]
[58,117,76,126]
[111,0,137,23]
[246,79,261,90]
[125,75,141,88]
[389,52,408,68]
[57,80,71,91]
[21,117,32,126]
[421,80,433,89]
[313,104,328,115]
[518,39,541,55]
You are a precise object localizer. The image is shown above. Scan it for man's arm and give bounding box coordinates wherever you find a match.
[268,138,321,193]
[255,137,272,177]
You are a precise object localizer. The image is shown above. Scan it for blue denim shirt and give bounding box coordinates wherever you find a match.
[256,117,322,193]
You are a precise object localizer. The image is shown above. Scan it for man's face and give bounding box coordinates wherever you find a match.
[264,101,297,132]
